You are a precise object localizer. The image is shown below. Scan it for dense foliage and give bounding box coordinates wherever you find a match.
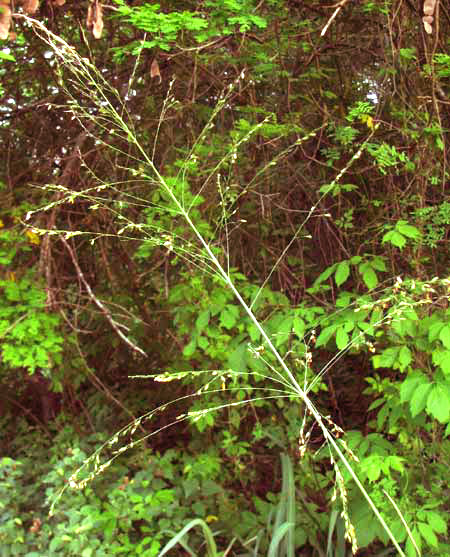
[0,0,449,555]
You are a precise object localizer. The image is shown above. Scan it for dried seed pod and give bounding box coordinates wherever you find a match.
[423,0,437,33]
[150,58,161,82]
[86,1,103,39]
[422,16,433,34]
[86,3,94,28]
[423,0,436,16]
[0,2,11,41]
[53,0,66,5]
[92,3,103,39]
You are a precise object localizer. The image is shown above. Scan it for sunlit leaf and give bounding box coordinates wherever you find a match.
[439,324,450,349]
[426,383,450,423]
[410,381,432,417]
[335,326,349,350]
[335,261,350,287]
[382,230,406,249]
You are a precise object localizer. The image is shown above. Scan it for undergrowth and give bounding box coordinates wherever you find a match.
[5,13,449,557]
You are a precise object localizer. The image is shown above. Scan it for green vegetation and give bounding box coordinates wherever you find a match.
[0,0,449,555]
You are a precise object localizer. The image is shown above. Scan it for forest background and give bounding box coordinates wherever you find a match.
[0,0,449,555]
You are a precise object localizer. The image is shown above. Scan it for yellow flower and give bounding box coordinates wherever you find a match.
[25,229,40,245]
[359,114,374,130]
[365,115,374,130]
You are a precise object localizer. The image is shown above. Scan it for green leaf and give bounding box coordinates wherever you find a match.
[370,256,386,271]
[336,291,353,307]
[386,455,404,473]
[313,264,336,287]
[426,511,447,534]
[316,324,338,348]
[373,346,400,368]
[428,319,444,342]
[228,342,247,372]
[439,325,450,349]
[417,522,438,547]
[368,397,385,412]
[362,266,378,289]
[4,281,21,301]
[219,305,239,329]
[396,221,421,239]
[399,47,417,61]
[405,528,421,557]
[398,345,412,371]
[433,350,450,375]
[183,337,197,357]
[210,289,228,312]
[0,51,15,62]
[335,327,349,350]
[410,381,432,417]
[335,261,350,287]
[400,373,426,403]
[390,519,408,543]
[275,315,293,346]
[195,310,210,332]
[49,538,64,552]
[292,317,305,339]
[197,335,208,349]
[382,230,406,249]
[426,383,450,423]
[364,455,381,482]
[248,323,260,343]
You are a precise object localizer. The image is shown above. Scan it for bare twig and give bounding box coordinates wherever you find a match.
[320,0,351,37]
[61,236,147,357]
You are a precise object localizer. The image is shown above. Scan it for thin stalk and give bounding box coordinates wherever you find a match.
[24,19,406,554]
[130,138,406,557]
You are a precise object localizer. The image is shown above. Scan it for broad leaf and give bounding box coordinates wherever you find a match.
[417,522,438,548]
[335,261,350,287]
[183,337,197,357]
[426,383,450,423]
[316,324,338,348]
[425,511,447,535]
[335,326,349,350]
[382,230,406,249]
[313,263,336,287]
[396,345,412,371]
[0,50,15,62]
[373,346,400,369]
[195,310,210,332]
[219,305,239,329]
[396,221,421,239]
[370,256,387,271]
[432,349,450,375]
[362,266,378,289]
[410,381,432,417]
[292,316,305,339]
[428,319,445,342]
[228,342,248,372]
[439,324,450,349]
